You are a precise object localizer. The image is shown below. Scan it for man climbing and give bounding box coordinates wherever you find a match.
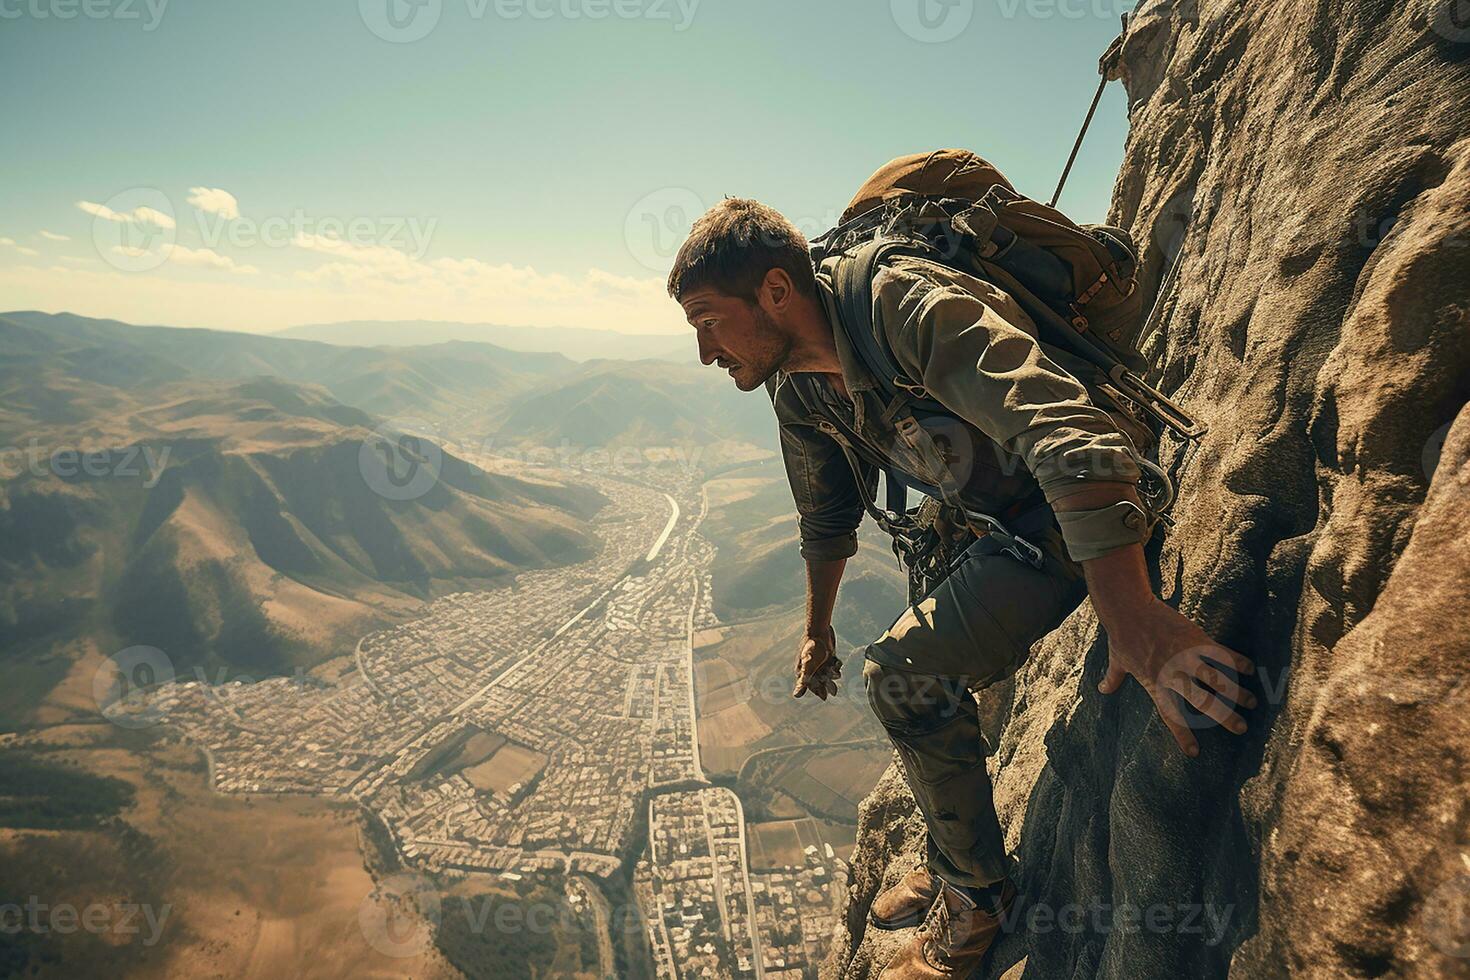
[668,154,1256,978]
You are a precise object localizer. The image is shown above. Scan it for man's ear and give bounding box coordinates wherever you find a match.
[760,268,794,312]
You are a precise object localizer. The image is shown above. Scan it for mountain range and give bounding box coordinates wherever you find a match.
[274,319,689,362]
[0,310,775,727]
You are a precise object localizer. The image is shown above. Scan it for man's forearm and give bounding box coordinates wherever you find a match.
[1079,542,1156,632]
[805,558,846,638]
[1053,481,1156,627]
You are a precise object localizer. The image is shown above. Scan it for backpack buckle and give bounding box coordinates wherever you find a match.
[1001,534,1046,570]
[951,205,1000,256]
[893,376,931,400]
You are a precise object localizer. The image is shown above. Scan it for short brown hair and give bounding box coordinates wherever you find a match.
[666,198,817,303]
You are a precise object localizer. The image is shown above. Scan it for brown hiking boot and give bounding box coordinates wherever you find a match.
[877,879,1016,978]
[868,865,942,930]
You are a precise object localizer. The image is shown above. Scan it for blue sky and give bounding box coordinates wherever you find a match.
[0,0,1138,333]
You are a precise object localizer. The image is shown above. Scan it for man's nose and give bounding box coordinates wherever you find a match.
[696,334,719,365]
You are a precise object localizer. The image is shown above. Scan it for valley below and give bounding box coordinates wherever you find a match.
[0,311,904,979]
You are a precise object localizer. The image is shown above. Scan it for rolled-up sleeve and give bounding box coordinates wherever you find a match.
[769,379,870,561]
[875,258,1142,502]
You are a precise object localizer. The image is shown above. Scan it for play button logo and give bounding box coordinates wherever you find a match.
[360,0,442,43]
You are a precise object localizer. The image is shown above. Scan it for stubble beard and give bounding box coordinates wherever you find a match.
[734,305,792,391]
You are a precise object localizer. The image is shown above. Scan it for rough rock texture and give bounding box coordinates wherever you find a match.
[826,1,1470,977]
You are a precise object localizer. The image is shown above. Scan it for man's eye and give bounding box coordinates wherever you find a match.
[701,320,716,330]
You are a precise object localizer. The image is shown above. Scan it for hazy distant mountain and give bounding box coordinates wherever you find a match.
[5,311,779,456]
[275,319,692,362]
[493,358,777,452]
[0,313,607,725]
[701,461,904,644]
[2,311,575,423]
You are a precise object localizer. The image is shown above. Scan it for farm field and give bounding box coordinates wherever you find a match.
[0,725,454,980]
[463,743,550,795]
[747,818,827,870]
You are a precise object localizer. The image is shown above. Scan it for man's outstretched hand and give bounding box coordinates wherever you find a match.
[1097,596,1256,757]
[793,626,842,701]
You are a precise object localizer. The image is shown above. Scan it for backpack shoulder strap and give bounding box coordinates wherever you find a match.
[825,239,948,422]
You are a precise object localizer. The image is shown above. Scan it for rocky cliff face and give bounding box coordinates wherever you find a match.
[827,1,1470,977]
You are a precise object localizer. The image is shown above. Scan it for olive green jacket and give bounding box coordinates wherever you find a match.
[767,254,1147,562]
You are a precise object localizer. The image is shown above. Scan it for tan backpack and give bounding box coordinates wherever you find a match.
[811,148,1205,441]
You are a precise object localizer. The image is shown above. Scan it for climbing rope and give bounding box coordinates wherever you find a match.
[1050,13,1130,208]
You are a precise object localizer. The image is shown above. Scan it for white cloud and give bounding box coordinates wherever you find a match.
[292,234,430,281]
[22,196,687,335]
[187,187,240,220]
[163,244,258,275]
[105,243,257,275]
[132,206,176,230]
[0,257,689,337]
[0,237,38,256]
[77,201,124,222]
[40,230,70,241]
[291,244,680,332]
[76,200,176,229]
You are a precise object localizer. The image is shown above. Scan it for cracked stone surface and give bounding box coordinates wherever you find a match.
[824,1,1470,976]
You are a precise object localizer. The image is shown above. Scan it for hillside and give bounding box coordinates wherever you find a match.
[831,2,1470,978]
[0,726,458,979]
[0,316,607,727]
[2,311,574,423]
[492,358,777,454]
[3,312,774,457]
[702,461,905,646]
[275,319,688,361]
[695,464,905,842]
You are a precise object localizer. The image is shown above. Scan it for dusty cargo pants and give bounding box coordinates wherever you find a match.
[863,520,1087,888]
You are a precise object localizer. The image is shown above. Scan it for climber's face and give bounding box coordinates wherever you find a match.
[682,284,793,392]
